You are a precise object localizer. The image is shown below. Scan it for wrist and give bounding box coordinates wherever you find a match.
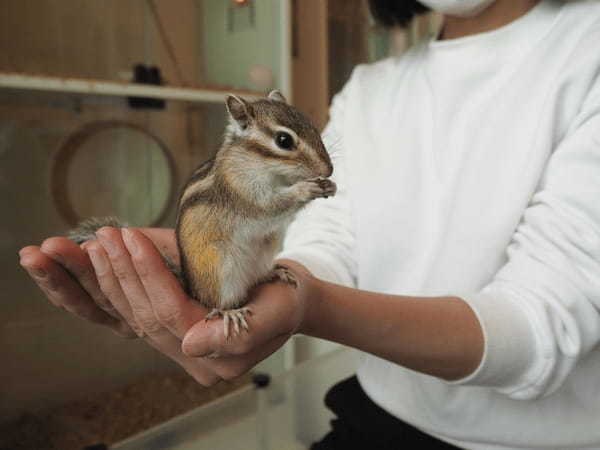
[274,258,323,336]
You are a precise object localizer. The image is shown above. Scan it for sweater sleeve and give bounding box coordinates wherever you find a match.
[451,88,600,399]
[276,83,357,288]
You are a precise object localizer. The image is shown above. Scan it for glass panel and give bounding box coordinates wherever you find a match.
[55,122,174,227]
[200,0,283,92]
[0,1,200,85]
[112,347,360,450]
[113,384,260,450]
[2,1,287,447]
[0,87,287,446]
[259,347,359,449]
[0,0,284,93]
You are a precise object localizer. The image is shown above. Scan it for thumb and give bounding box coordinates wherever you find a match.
[181,281,298,357]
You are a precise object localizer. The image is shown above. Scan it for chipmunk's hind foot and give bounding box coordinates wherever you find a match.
[205,307,252,339]
[264,264,298,288]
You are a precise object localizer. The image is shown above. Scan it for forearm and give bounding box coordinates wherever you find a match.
[279,259,484,381]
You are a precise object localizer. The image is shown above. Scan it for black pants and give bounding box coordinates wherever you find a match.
[310,376,463,450]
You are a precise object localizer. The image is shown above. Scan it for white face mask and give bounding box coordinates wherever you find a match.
[418,0,496,17]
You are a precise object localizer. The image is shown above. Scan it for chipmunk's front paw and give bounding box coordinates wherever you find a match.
[311,176,337,198]
[296,177,337,202]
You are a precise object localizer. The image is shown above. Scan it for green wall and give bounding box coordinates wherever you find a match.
[202,0,282,92]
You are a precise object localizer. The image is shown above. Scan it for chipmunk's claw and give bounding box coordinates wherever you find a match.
[264,264,298,288]
[205,307,252,339]
[205,308,221,322]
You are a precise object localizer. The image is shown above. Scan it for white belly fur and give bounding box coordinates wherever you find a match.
[218,217,289,309]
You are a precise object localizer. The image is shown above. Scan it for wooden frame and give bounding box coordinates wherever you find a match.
[0,72,264,104]
[51,120,178,227]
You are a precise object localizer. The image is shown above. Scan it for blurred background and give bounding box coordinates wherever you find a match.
[0,1,439,448]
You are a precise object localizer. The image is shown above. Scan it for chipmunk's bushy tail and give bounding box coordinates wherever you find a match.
[67,216,127,244]
[67,217,183,284]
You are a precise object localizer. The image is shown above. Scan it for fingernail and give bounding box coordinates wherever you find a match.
[97,233,117,257]
[88,247,108,274]
[122,228,138,255]
[19,256,46,277]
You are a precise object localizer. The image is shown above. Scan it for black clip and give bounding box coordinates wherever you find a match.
[128,64,166,110]
[252,372,271,389]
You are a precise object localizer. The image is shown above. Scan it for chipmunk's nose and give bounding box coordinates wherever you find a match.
[314,142,333,177]
[323,161,333,178]
[314,161,332,179]
[318,155,333,178]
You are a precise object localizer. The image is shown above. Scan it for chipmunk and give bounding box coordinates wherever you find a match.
[69,90,336,338]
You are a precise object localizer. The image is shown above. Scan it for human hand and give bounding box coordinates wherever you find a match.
[81,227,312,386]
[18,228,178,338]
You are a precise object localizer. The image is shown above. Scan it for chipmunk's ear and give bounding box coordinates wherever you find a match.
[267,90,287,104]
[226,95,253,129]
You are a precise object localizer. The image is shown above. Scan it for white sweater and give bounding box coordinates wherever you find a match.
[278,1,600,448]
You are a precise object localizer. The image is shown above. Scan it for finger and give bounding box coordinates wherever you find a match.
[19,245,131,335]
[142,322,222,387]
[137,228,179,263]
[121,228,206,339]
[204,334,289,381]
[181,282,298,358]
[96,227,164,338]
[147,320,287,385]
[41,237,125,323]
[86,239,143,337]
[19,246,60,306]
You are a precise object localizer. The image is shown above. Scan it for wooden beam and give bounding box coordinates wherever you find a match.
[0,72,263,103]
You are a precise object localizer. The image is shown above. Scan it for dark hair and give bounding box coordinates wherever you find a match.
[367,0,430,28]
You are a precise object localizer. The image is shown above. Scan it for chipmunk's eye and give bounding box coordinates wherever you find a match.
[275,131,294,150]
